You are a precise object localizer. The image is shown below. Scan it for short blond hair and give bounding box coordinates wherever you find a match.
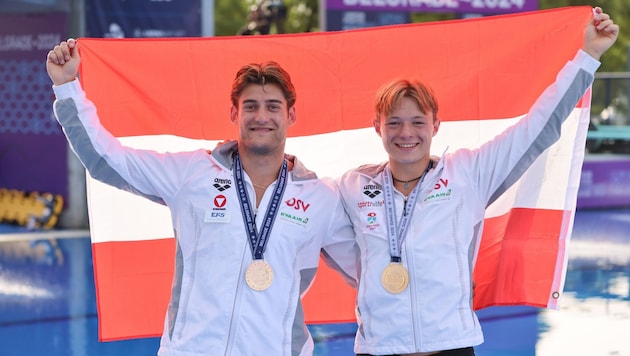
[375,79,438,122]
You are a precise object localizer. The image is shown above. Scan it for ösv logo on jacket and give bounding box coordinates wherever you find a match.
[424,177,452,203]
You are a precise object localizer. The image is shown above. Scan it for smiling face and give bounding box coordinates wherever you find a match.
[229,62,297,157]
[374,79,440,174]
[375,97,439,168]
[231,83,296,156]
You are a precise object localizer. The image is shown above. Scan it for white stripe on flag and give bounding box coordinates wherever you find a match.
[486,108,588,217]
[87,110,588,244]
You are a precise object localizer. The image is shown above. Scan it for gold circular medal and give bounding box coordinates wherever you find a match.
[245,260,274,291]
[381,263,409,294]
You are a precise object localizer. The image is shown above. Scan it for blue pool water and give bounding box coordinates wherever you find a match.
[1,208,629,355]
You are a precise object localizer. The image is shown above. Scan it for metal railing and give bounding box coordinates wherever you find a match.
[587,73,630,153]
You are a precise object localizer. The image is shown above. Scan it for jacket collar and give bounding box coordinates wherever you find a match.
[210,140,317,182]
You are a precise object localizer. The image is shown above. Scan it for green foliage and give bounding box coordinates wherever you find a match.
[409,1,628,72]
[215,0,249,36]
[284,0,319,33]
[214,1,627,71]
[538,0,628,72]
[214,0,319,36]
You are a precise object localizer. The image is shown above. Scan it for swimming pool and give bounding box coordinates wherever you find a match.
[1,208,628,355]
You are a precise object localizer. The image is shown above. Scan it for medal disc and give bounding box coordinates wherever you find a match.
[381,263,409,294]
[245,260,274,291]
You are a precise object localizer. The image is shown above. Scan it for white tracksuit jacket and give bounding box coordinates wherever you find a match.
[52,80,358,356]
[338,50,600,355]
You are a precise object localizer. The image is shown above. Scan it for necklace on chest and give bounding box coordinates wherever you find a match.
[391,160,434,190]
[391,175,423,189]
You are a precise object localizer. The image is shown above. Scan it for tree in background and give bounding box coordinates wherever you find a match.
[215,1,249,36]
[216,0,318,36]
[538,0,627,72]
[537,0,628,124]
[215,0,627,72]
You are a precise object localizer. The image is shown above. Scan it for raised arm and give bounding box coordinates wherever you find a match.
[46,38,80,85]
[583,7,619,60]
[44,38,189,205]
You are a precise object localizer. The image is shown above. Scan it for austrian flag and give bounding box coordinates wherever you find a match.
[77,6,594,341]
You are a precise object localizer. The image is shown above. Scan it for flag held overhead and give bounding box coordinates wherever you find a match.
[77,6,593,341]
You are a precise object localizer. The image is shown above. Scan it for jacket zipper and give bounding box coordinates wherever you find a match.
[224,243,248,355]
[225,186,263,354]
[403,196,408,216]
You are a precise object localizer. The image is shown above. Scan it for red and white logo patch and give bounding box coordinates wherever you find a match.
[213,194,227,208]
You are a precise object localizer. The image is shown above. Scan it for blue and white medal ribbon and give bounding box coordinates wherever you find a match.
[380,162,432,293]
[234,153,288,291]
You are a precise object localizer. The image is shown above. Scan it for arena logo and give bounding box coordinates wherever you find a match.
[213,178,232,191]
[363,184,381,198]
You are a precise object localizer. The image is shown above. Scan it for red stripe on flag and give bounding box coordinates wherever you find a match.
[90,208,568,339]
[473,208,566,310]
[78,7,592,139]
[92,238,357,339]
[302,262,358,324]
[78,6,592,340]
[92,239,175,341]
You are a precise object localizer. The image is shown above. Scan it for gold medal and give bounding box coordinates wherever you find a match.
[245,260,274,291]
[381,262,409,294]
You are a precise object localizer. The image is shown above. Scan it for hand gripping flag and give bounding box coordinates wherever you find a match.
[76,6,594,341]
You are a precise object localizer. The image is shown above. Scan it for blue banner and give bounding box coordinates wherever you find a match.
[326,0,538,15]
[0,13,68,199]
[86,0,202,38]
[327,10,410,31]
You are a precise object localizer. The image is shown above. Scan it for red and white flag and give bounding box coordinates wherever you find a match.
[77,6,593,341]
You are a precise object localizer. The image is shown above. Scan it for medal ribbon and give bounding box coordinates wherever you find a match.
[382,162,432,263]
[234,153,288,260]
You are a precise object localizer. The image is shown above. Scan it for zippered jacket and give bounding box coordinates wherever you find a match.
[52,80,358,356]
[338,50,599,355]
